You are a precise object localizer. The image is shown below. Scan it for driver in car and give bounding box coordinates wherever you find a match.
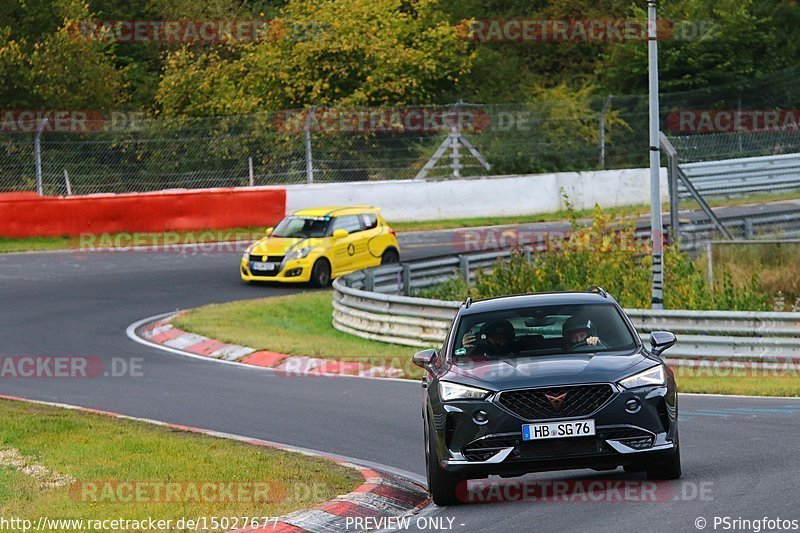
[562,316,602,350]
[461,319,519,357]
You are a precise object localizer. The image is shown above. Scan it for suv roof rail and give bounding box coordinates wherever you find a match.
[586,286,608,298]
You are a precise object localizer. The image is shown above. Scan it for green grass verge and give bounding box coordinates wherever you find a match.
[0,228,266,254]
[173,291,799,395]
[389,204,650,232]
[172,291,421,377]
[0,399,360,530]
[674,368,800,397]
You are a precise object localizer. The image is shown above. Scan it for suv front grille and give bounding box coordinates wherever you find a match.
[497,384,615,420]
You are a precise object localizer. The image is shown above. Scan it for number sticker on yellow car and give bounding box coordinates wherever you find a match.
[522,420,596,441]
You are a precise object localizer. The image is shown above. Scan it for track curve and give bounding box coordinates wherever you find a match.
[1,230,799,532]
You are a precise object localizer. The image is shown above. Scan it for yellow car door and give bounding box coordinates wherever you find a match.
[329,214,366,276]
[357,211,387,268]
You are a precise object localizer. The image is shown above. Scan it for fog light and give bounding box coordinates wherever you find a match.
[472,410,489,425]
[285,268,303,277]
[625,398,641,413]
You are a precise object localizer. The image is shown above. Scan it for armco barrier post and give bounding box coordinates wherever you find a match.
[459,255,470,283]
[402,263,411,296]
[744,219,754,240]
[364,269,375,292]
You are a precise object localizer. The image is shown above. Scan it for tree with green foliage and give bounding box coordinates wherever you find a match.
[0,0,123,109]
[600,0,798,95]
[156,0,474,115]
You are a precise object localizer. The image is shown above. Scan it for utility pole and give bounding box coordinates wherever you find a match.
[648,0,664,309]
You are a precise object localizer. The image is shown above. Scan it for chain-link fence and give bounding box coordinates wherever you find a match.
[2,66,800,196]
[0,102,649,196]
[661,65,800,163]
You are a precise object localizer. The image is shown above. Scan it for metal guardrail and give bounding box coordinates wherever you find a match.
[340,249,518,295]
[678,152,800,199]
[678,203,800,249]
[333,268,800,362]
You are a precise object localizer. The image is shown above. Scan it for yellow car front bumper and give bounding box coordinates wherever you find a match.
[240,257,314,283]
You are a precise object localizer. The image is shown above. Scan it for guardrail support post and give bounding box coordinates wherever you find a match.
[364,270,375,292]
[744,219,754,240]
[402,263,411,296]
[459,255,470,283]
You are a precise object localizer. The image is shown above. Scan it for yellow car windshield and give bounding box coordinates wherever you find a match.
[272,216,330,238]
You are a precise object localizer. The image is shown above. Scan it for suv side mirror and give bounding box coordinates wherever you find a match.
[650,331,677,356]
[412,349,438,368]
[332,229,349,239]
[264,227,274,236]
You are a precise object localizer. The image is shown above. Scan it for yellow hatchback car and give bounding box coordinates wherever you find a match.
[240,206,401,286]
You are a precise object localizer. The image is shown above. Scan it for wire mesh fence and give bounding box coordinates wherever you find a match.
[0,102,649,196]
[2,66,800,196]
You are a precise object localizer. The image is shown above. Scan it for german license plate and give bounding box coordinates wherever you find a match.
[251,261,279,272]
[522,419,596,441]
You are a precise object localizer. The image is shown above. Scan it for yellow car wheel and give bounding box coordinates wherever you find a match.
[381,248,400,265]
[310,258,332,287]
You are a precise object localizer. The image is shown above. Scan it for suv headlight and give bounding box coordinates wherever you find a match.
[288,246,313,260]
[439,381,490,401]
[619,365,666,389]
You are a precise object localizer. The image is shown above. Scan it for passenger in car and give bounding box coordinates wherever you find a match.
[461,319,522,357]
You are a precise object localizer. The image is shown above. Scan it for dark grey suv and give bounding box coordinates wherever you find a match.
[413,288,681,506]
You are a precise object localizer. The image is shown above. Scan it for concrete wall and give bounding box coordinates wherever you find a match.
[285,168,669,222]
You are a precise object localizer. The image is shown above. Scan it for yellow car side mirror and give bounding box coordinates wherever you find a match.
[264,227,274,236]
[332,229,349,239]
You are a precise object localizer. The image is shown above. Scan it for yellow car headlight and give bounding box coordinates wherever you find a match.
[288,246,314,260]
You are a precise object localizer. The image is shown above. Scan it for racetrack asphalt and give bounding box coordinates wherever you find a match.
[1,222,799,532]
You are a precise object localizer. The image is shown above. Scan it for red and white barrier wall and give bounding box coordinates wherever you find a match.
[0,188,286,238]
[0,168,665,238]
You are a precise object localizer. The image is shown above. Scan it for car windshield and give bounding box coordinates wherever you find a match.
[453,303,638,358]
[271,216,330,238]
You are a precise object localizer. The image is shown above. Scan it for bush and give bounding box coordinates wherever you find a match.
[416,204,771,311]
